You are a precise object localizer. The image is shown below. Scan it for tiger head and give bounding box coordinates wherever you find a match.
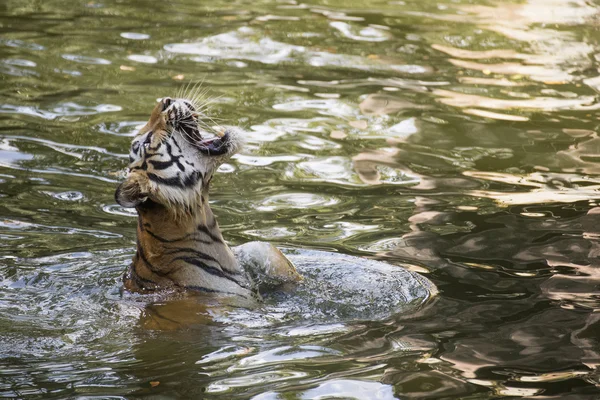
[115,97,243,213]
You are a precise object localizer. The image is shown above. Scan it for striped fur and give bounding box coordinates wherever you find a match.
[116,96,257,298]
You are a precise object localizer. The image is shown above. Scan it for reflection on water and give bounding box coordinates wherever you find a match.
[1,0,600,398]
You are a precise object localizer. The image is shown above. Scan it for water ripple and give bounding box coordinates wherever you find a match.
[97,121,145,136]
[288,156,362,186]
[43,191,84,201]
[0,103,122,120]
[298,379,396,400]
[207,370,309,394]
[257,193,339,212]
[330,21,391,42]
[61,54,111,65]
[0,59,38,77]
[231,345,342,370]
[165,27,430,73]
[433,89,595,111]
[273,99,356,118]
[0,38,45,51]
[236,154,305,167]
[120,32,150,40]
[102,204,137,217]
[0,219,121,239]
[0,136,126,160]
[127,54,158,64]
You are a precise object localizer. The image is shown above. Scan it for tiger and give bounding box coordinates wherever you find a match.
[115,95,302,302]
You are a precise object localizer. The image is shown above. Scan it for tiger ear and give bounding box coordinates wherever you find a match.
[115,174,149,208]
[161,97,172,110]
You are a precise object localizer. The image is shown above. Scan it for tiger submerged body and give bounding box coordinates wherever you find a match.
[116,95,436,314]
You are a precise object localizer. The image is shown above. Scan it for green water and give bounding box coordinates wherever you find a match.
[1,0,600,398]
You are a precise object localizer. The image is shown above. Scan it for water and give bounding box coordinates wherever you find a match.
[1,0,600,397]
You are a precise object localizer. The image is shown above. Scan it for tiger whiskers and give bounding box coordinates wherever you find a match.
[177,80,226,131]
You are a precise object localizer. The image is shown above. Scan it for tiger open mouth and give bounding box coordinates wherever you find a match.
[196,132,231,156]
[161,96,232,156]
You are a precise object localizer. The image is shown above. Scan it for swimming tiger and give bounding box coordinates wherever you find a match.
[115,95,302,301]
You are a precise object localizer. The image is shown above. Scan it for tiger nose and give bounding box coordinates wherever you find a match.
[161,97,173,110]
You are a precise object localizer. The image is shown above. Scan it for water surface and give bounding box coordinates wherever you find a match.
[1,0,600,398]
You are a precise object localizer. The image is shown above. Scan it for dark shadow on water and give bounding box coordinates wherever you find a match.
[373,200,600,396]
